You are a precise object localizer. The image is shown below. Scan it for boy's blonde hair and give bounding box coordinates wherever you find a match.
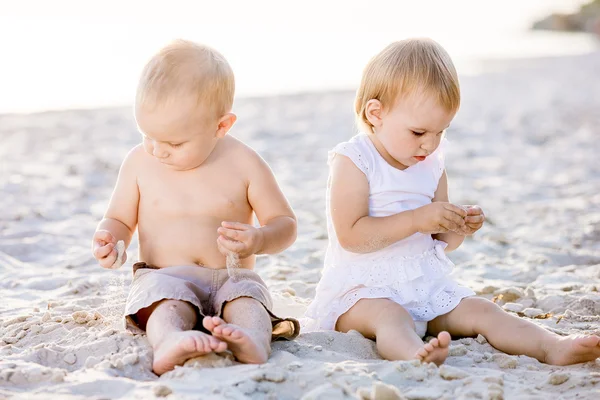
[355,38,460,133]
[135,39,234,120]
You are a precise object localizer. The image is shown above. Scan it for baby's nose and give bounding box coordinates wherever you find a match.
[152,145,169,159]
[421,138,437,154]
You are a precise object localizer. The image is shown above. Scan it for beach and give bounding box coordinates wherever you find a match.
[1,51,600,399]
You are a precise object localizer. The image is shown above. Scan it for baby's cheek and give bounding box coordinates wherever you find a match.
[142,141,153,155]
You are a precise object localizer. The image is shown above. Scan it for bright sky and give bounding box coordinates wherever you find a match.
[0,0,593,113]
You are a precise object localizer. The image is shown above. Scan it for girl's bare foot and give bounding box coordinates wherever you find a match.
[152,330,227,375]
[414,331,451,366]
[203,316,269,364]
[544,334,600,366]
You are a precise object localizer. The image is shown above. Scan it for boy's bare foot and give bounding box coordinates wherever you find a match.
[414,331,451,366]
[544,334,600,366]
[153,330,227,375]
[203,316,269,364]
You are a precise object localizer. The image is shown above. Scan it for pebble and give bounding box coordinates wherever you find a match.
[492,354,518,369]
[236,379,258,395]
[286,361,303,370]
[154,385,173,397]
[252,370,286,383]
[98,329,115,338]
[548,372,570,385]
[502,303,524,313]
[264,370,286,383]
[41,324,60,333]
[29,324,42,334]
[404,387,443,400]
[85,356,100,368]
[439,364,469,380]
[2,316,28,327]
[371,381,406,400]
[523,308,544,318]
[449,344,468,356]
[404,367,428,382]
[96,360,112,370]
[488,388,504,400]
[476,334,488,344]
[72,311,92,324]
[480,286,499,294]
[483,376,504,386]
[518,298,535,309]
[63,353,77,365]
[493,287,524,302]
[112,359,124,370]
[122,353,138,366]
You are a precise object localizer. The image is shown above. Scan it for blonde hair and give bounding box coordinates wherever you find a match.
[355,38,460,133]
[135,39,234,119]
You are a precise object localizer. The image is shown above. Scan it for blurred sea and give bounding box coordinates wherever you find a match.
[0,0,597,114]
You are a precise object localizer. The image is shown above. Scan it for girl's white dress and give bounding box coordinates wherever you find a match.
[304,134,474,337]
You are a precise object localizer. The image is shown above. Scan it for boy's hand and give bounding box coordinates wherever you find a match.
[92,230,126,268]
[459,205,485,235]
[217,221,265,259]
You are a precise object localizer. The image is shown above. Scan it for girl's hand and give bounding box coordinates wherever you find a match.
[92,230,125,268]
[459,205,485,235]
[217,221,265,259]
[412,202,467,234]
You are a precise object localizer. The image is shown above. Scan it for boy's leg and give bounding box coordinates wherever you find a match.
[138,299,227,375]
[203,297,271,364]
[336,298,451,365]
[428,297,600,365]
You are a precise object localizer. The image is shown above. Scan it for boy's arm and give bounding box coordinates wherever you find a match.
[432,170,464,252]
[246,152,297,255]
[93,146,141,263]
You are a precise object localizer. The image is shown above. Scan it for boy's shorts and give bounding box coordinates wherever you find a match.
[124,262,300,341]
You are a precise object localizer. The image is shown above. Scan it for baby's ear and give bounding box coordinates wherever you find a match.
[215,113,237,138]
[365,99,383,129]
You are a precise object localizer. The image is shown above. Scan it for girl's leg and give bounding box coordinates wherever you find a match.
[138,299,227,375]
[336,298,451,365]
[428,297,600,365]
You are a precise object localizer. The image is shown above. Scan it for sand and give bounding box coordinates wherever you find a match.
[1,52,600,399]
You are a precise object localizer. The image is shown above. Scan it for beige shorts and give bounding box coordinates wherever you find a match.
[124,262,299,341]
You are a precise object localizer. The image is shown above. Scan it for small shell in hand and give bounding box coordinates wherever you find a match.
[111,240,126,269]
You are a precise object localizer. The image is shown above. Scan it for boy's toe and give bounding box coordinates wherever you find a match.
[202,316,215,331]
[210,339,227,352]
[222,326,235,336]
[580,335,600,347]
[203,316,227,333]
[416,348,428,358]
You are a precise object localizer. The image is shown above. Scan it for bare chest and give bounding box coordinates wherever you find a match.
[138,166,250,218]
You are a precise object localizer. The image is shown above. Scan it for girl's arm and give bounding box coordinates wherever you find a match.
[330,155,465,254]
[432,170,465,252]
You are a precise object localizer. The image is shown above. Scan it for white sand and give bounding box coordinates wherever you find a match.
[1,52,600,399]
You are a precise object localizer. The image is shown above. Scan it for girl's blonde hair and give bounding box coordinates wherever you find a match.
[354,38,460,133]
[135,39,234,119]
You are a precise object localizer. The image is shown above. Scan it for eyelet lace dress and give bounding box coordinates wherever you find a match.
[304,134,474,336]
